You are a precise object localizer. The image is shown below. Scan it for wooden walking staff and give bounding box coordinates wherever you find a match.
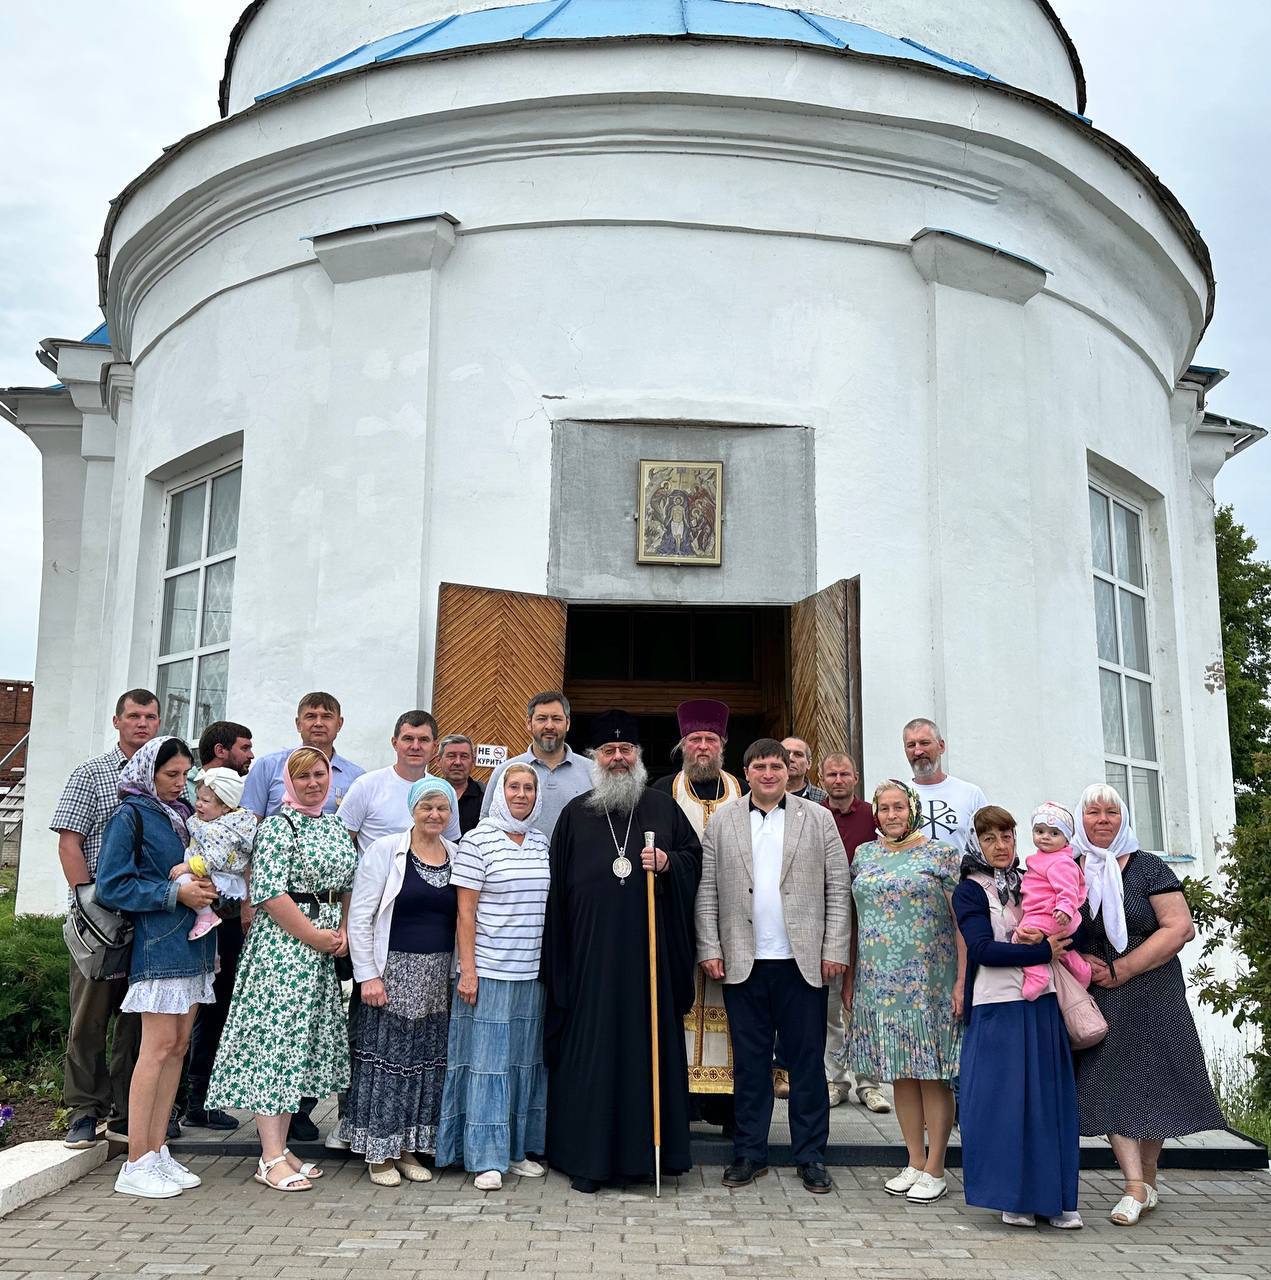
[644,830,661,1197]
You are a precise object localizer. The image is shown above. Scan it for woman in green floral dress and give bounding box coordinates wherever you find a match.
[844,779,964,1204]
[208,748,358,1192]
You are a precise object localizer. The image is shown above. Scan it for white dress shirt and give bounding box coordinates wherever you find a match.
[750,798,793,959]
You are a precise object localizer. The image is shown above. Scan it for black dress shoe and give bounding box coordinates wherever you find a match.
[570,1176,600,1194]
[722,1157,768,1187]
[184,1106,240,1131]
[166,1108,182,1141]
[798,1161,833,1194]
[288,1111,320,1143]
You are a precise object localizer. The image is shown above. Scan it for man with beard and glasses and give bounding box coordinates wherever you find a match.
[653,700,742,1131]
[903,718,988,855]
[541,711,702,1193]
[481,691,591,839]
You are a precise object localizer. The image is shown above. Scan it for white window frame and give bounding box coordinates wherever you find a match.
[154,461,241,741]
[1089,480,1165,852]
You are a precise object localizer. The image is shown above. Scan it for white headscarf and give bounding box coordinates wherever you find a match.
[1071,783,1139,954]
[198,766,246,811]
[480,766,544,837]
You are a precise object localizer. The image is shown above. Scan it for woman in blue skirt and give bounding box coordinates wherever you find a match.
[952,804,1083,1229]
[435,764,551,1191]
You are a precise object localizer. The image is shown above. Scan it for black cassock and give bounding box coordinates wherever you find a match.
[541,788,702,1182]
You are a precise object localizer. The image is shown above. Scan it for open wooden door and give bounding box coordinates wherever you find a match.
[790,577,863,786]
[432,583,567,779]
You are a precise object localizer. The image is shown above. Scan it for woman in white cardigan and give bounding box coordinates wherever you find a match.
[338,776,459,1187]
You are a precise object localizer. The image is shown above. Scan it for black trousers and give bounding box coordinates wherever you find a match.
[182,915,244,1109]
[722,959,829,1167]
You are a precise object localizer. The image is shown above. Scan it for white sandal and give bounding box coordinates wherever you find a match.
[1110,1190,1147,1225]
[254,1154,312,1193]
[283,1147,323,1179]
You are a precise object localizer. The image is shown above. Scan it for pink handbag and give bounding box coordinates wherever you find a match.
[1051,961,1108,1050]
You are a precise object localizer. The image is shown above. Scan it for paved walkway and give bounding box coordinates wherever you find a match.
[4,1157,1271,1279]
[170,1090,1262,1167]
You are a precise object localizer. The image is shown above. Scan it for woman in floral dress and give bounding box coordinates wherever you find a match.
[208,747,358,1192]
[845,779,964,1204]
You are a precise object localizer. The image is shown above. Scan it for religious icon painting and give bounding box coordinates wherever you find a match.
[637,460,723,567]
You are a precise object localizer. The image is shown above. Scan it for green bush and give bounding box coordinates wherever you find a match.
[1185,757,1271,1104]
[0,870,70,1077]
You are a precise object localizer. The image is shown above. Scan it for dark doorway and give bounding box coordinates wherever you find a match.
[564,604,790,783]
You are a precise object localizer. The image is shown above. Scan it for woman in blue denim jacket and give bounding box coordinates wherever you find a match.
[96,736,219,1199]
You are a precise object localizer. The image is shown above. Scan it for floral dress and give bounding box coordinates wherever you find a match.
[207,812,358,1115]
[846,837,962,1083]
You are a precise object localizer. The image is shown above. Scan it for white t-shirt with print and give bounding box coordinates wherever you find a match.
[339,765,461,855]
[911,774,989,854]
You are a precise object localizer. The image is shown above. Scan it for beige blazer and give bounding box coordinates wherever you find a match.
[695,793,852,988]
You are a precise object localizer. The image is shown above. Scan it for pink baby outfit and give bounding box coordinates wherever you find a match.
[1018,841,1092,1001]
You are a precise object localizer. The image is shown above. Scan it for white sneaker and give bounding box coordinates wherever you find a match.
[1002,1211,1036,1227]
[827,1082,844,1108]
[115,1157,182,1199]
[1048,1210,1084,1229]
[906,1172,948,1203]
[157,1145,201,1189]
[883,1165,923,1196]
[859,1086,892,1114]
[474,1170,503,1190]
[324,1129,351,1150]
[508,1158,545,1177]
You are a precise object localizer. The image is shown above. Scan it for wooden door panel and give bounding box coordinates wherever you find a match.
[432,583,567,777]
[790,578,863,787]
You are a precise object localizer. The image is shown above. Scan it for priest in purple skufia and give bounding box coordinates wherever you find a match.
[541,710,702,1193]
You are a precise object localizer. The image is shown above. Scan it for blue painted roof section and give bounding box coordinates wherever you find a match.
[82,322,110,346]
[257,0,998,102]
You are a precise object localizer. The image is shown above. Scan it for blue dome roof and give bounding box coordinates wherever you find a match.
[257,0,998,102]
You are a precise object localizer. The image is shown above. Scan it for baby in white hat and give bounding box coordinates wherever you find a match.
[168,766,257,940]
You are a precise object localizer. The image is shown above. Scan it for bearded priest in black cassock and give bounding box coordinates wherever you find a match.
[541,710,702,1193]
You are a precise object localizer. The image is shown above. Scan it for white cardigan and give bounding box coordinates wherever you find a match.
[347,830,458,983]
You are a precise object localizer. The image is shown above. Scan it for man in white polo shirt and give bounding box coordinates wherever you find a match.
[340,710,459,853]
[903,718,988,855]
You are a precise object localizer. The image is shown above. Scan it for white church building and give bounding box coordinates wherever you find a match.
[3,0,1264,921]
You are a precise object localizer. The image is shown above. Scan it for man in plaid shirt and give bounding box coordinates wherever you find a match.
[52,689,160,1149]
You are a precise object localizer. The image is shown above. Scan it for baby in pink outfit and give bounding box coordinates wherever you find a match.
[1016,802,1092,1001]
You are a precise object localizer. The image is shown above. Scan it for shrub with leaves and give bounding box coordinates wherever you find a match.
[0,875,71,1077]
[1185,756,1271,1102]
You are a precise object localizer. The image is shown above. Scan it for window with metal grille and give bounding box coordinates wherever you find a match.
[1089,483,1164,851]
[155,466,240,741]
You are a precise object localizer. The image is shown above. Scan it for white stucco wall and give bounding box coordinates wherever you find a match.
[223,0,1081,116]
[16,29,1233,985]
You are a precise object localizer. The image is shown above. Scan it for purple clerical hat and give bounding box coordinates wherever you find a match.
[676,699,730,738]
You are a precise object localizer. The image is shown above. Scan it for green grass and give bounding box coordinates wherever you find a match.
[1211,1047,1271,1150]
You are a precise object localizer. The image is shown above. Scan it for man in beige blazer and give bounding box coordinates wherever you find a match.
[695,738,852,1193]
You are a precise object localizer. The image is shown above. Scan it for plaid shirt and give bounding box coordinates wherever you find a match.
[49,744,129,885]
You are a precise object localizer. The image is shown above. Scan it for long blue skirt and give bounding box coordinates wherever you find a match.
[959,994,1080,1217]
[434,976,546,1173]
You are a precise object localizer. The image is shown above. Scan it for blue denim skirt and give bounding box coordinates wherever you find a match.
[434,976,546,1173]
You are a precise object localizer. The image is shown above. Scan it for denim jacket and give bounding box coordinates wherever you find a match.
[95,795,217,982]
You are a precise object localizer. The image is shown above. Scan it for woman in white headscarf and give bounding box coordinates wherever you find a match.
[1071,783,1222,1226]
[435,764,551,1192]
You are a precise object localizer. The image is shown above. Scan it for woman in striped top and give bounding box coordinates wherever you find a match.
[435,764,551,1191]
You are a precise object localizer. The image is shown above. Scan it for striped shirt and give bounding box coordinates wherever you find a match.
[451,822,551,981]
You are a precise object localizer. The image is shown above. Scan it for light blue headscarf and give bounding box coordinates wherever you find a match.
[407,775,458,820]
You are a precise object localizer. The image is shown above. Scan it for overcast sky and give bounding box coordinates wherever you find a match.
[1,1,1268,678]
